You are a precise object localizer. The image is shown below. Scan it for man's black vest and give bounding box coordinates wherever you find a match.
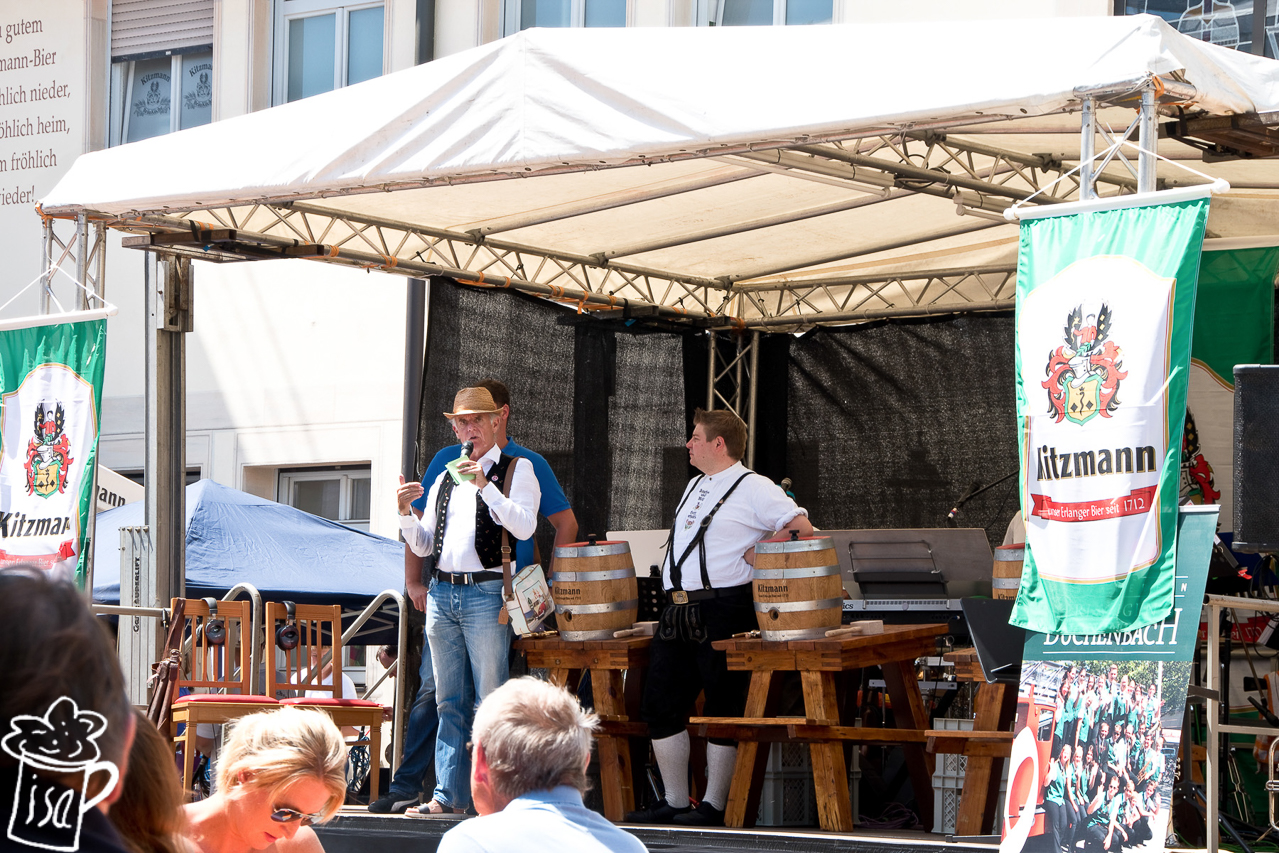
[430,453,518,570]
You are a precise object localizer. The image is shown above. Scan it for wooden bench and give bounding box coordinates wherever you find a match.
[708,623,948,832]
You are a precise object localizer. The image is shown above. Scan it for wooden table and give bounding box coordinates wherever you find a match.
[928,647,1016,837]
[693,623,947,832]
[514,635,651,821]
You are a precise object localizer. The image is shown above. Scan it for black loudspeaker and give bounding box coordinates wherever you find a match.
[1233,365,1279,552]
[276,601,299,650]
[202,597,226,646]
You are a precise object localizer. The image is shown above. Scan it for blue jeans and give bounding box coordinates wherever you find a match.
[426,577,511,810]
[385,634,454,799]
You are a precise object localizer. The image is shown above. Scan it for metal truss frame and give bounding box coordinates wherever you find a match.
[43,213,108,313]
[707,329,761,468]
[47,75,1179,333]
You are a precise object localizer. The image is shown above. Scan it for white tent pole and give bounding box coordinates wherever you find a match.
[1079,96,1096,201]
[1138,87,1158,193]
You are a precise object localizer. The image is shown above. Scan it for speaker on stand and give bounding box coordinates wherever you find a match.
[1234,365,1279,553]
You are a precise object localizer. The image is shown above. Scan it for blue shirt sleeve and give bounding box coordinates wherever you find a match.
[505,440,571,516]
[505,440,572,566]
[412,446,458,513]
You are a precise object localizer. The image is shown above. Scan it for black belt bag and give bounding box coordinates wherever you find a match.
[658,601,706,643]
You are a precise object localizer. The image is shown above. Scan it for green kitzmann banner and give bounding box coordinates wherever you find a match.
[1011,195,1209,635]
[0,320,107,587]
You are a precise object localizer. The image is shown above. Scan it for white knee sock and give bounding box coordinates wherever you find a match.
[651,731,690,809]
[702,743,737,811]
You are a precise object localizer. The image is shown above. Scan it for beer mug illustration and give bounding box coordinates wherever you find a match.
[3,697,119,852]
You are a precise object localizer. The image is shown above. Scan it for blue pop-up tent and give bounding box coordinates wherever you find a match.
[93,480,404,613]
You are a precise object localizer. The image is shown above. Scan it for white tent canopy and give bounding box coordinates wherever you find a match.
[41,15,1279,328]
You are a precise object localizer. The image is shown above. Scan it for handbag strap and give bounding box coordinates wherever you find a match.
[500,459,518,601]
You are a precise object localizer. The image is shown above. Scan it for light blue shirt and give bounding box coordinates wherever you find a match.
[437,786,648,853]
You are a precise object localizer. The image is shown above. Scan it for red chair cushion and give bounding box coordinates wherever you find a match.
[280,697,381,708]
[174,694,278,704]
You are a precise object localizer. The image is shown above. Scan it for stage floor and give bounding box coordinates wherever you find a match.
[315,810,1002,853]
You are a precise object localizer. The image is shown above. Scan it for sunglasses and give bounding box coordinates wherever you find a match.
[271,807,325,826]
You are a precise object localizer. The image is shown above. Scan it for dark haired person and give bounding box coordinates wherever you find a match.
[626,409,811,827]
[0,569,135,853]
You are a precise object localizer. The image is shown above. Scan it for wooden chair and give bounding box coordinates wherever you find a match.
[265,602,385,802]
[169,598,279,793]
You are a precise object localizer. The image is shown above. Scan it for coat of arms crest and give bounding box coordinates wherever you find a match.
[1042,304,1127,426]
[24,402,74,498]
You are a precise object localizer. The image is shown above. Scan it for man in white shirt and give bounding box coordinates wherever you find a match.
[625,408,811,827]
[396,387,540,816]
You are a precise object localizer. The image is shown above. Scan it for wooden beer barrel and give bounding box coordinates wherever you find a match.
[992,543,1025,600]
[752,533,843,640]
[551,540,638,641]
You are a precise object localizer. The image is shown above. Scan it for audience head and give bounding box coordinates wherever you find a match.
[111,710,186,853]
[215,707,347,832]
[0,568,133,805]
[469,677,598,815]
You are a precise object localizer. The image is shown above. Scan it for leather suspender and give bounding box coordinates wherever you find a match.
[665,471,752,598]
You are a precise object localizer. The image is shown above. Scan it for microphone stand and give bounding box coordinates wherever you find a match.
[945,469,1018,527]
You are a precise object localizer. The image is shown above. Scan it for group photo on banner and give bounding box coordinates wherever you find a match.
[0,320,106,585]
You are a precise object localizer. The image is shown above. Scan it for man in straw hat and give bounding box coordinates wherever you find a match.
[626,408,810,828]
[395,386,540,816]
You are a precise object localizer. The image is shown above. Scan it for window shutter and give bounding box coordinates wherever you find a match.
[111,0,214,59]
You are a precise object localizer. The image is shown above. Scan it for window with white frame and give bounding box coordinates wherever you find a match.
[716,0,831,25]
[109,49,213,146]
[505,0,626,33]
[279,466,372,531]
[274,0,386,104]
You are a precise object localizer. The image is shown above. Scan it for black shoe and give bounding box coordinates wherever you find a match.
[673,801,725,827]
[624,801,691,823]
[367,792,419,814]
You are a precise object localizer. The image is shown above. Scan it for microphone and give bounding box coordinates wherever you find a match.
[460,440,474,458]
[947,482,982,520]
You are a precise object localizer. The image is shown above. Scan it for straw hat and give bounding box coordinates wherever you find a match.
[444,387,500,418]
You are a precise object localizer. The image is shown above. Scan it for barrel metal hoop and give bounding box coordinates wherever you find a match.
[559,628,620,641]
[753,597,844,613]
[556,598,639,616]
[760,627,835,641]
[995,547,1026,560]
[553,542,632,558]
[553,569,635,582]
[992,577,1022,589]
[752,564,840,580]
[754,536,834,554]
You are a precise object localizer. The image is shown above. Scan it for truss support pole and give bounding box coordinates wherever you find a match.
[75,214,89,310]
[145,253,191,624]
[41,222,54,314]
[706,331,716,410]
[746,332,760,469]
[1079,97,1096,201]
[734,336,744,414]
[1138,87,1157,194]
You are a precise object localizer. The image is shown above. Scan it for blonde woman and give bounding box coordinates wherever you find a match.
[184,708,347,853]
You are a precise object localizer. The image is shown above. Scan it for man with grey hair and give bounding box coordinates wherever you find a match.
[437,677,648,853]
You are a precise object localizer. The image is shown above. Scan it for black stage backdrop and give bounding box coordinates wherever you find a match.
[787,313,1019,549]
[419,279,1019,553]
[418,281,689,557]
